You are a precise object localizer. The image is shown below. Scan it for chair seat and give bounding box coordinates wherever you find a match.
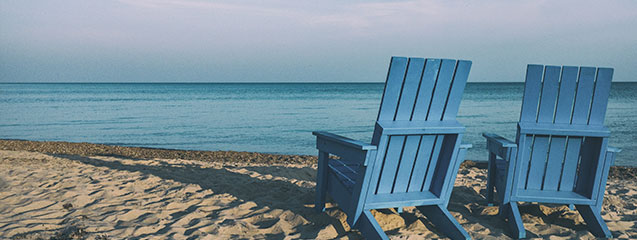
[328,158,361,191]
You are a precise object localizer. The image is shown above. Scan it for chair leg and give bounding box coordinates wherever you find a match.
[497,203,508,218]
[354,210,389,240]
[417,205,471,240]
[315,151,329,212]
[576,204,612,238]
[503,202,525,239]
[486,153,496,206]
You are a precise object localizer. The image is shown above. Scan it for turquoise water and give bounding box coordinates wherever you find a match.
[1,83,635,166]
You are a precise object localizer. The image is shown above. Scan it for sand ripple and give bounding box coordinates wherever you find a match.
[1,150,635,239]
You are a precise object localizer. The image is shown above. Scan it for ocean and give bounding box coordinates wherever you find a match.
[1,83,635,166]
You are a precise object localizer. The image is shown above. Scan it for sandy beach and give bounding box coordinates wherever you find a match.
[1,140,635,239]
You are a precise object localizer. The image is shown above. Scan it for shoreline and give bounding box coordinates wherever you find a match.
[1,139,635,179]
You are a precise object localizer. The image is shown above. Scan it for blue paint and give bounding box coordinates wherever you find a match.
[314,57,472,239]
[483,65,619,238]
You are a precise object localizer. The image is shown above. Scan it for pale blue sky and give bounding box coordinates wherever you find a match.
[1,0,636,82]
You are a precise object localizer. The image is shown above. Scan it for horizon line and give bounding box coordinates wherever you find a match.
[0,80,637,84]
[1,81,524,84]
[1,81,636,84]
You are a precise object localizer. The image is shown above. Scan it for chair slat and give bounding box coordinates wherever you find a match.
[515,135,534,190]
[520,65,544,122]
[571,67,596,124]
[422,135,444,191]
[526,136,549,190]
[378,57,409,121]
[392,135,422,193]
[376,136,405,194]
[559,137,582,191]
[427,59,457,121]
[408,135,436,192]
[537,66,561,123]
[395,58,426,120]
[554,66,579,124]
[411,59,441,120]
[442,60,472,120]
[588,68,613,125]
[543,136,567,190]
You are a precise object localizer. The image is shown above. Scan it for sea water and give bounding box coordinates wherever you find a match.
[1,83,635,166]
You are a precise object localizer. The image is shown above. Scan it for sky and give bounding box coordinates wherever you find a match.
[1,0,636,82]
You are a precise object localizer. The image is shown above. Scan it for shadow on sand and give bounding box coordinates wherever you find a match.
[48,154,354,239]
[41,154,599,239]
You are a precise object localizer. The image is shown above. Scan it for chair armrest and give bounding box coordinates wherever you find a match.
[376,120,465,135]
[483,133,516,148]
[313,131,377,166]
[313,131,377,150]
[607,146,621,165]
[607,146,622,153]
[482,133,517,159]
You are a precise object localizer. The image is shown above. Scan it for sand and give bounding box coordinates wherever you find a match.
[1,144,636,239]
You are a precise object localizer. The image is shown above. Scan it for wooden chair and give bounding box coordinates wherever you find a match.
[313,56,473,240]
[483,64,620,238]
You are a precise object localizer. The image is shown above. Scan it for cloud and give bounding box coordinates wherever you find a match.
[1,0,636,82]
[109,0,637,38]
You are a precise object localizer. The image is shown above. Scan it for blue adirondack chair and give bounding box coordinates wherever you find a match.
[483,64,620,238]
[313,57,473,240]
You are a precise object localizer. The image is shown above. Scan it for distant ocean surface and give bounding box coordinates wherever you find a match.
[1,83,635,166]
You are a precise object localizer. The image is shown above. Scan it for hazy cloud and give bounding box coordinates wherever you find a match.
[1,0,636,82]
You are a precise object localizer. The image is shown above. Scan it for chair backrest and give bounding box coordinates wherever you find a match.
[364,57,471,207]
[514,65,614,199]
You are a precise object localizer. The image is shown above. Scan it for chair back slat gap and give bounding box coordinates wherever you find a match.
[555,136,571,191]
[537,66,561,123]
[527,135,550,190]
[421,135,444,192]
[543,135,568,190]
[392,135,422,193]
[377,57,409,122]
[374,136,394,194]
[411,59,441,121]
[427,60,457,121]
[407,135,436,192]
[588,68,613,125]
[585,74,598,125]
[571,67,596,124]
[395,59,425,121]
[389,136,409,193]
[376,136,405,194]
[392,59,412,121]
[520,65,544,123]
[424,63,443,121]
[439,64,457,120]
[524,135,537,189]
[404,135,424,191]
[554,66,578,124]
[443,61,472,120]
